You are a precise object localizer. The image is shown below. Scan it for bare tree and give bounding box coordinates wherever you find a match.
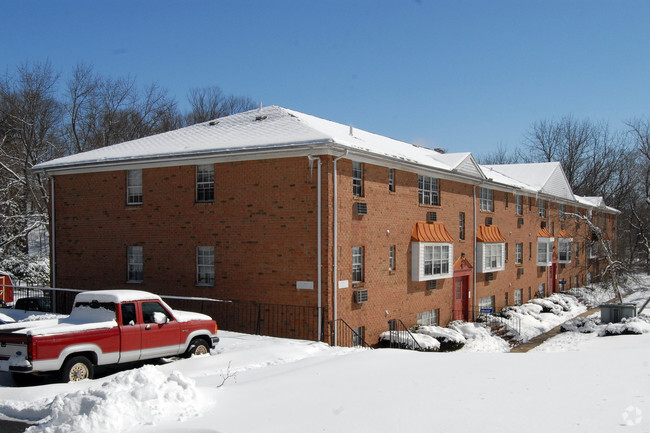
[476,143,522,165]
[185,86,255,125]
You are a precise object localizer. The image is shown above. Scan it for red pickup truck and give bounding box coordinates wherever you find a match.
[0,290,219,382]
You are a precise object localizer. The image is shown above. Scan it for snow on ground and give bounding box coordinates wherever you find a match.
[0,278,649,432]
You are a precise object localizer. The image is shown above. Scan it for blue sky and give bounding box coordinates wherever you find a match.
[2,1,650,156]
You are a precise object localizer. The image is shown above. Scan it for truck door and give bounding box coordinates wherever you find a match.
[139,301,183,358]
[119,302,142,363]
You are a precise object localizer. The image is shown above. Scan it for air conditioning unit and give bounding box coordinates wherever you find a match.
[427,211,437,222]
[486,273,494,281]
[427,280,437,290]
[517,268,524,276]
[518,218,524,227]
[485,217,493,226]
[354,289,368,303]
[355,202,368,216]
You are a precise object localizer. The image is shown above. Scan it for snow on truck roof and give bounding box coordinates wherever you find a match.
[74,290,163,304]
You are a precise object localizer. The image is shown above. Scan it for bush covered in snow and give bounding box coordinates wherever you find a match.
[0,253,50,286]
[413,325,466,352]
[560,316,601,333]
[601,316,650,336]
[448,321,511,352]
[378,330,440,351]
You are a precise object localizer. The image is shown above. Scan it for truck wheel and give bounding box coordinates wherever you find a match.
[60,356,94,382]
[185,338,210,357]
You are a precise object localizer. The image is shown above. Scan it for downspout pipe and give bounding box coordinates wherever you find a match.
[307,156,322,341]
[473,184,477,320]
[332,150,348,346]
[50,177,56,309]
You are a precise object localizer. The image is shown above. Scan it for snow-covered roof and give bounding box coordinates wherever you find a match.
[32,106,485,180]
[575,195,621,214]
[482,162,575,201]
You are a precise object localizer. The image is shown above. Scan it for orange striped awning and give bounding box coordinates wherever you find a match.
[476,225,507,243]
[557,229,572,238]
[537,227,553,238]
[411,222,454,243]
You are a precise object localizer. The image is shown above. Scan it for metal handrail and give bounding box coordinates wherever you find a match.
[329,318,371,348]
[387,319,424,351]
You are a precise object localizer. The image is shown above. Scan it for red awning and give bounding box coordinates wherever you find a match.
[537,227,553,238]
[557,229,572,238]
[476,225,507,243]
[411,222,454,243]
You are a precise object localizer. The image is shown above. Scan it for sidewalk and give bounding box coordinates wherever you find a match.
[509,305,601,353]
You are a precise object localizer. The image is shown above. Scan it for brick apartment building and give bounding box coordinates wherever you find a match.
[33,106,618,345]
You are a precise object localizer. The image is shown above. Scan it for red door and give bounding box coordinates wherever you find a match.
[453,277,468,321]
[138,301,183,358]
[118,302,142,363]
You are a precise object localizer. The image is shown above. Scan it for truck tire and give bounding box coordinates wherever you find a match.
[60,356,94,382]
[185,338,210,358]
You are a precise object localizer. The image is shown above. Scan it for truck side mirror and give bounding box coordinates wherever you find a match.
[152,312,168,325]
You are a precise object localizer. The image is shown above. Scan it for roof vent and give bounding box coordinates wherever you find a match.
[255,115,267,121]
[208,120,219,126]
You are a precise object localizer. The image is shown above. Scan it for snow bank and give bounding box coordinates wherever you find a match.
[448,322,510,352]
[378,330,440,351]
[25,366,199,433]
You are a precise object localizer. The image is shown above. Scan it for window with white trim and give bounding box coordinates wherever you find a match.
[412,242,453,281]
[478,296,495,313]
[417,309,439,326]
[127,246,143,283]
[459,212,465,240]
[514,289,523,306]
[352,246,364,282]
[418,175,440,206]
[479,187,494,212]
[537,238,552,266]
[558,238,572,263]
[126,169,142,205]
[352,162,363,197]
[515,243,523,265]
[538,199,546,217]
[196,164,214,202]
[476,242,505,273]
[587,240,598,259]
[197,246,215,286]
[515,195,523,215]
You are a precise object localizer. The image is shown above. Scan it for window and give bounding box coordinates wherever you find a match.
[515,243,523,265]
[418,175,440,206]
[196,164,214,202]
[388,168,395,192]
[574,276,578,288]
[126,169,142,205]
[558,239,572,263]
[352,162,363,197]
[537,239,552,266]
[142,302,174,324]
[478,296,495,313]
[505,292,509,306]
[538,284,546,298]
[352,326,365,347]
[504,193,509,208]
[412,242,453,281]
[587,241,598,259]
[127,246,143,283]
[352,246,364,282]
[197,246,215,286]
[575,241,580,258]
[515,195,523,215]
[477,243,505,273]
[417,309,439,326]
[587,271,592,284]
[528,287,532,300]
[121,303,137,326]
[538,199,546,217]
[559,203,565,220]
[514,289,523,306]
[529,242,532,259]
[601,212,607,230]
[479,187,494,212]
[459,212,465,241]
[389,245,396,271]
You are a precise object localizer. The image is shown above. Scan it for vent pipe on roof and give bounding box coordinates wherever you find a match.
[259,102,263,111]
[349,125,354,136]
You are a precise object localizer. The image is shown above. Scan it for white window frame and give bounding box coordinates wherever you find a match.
[126,169,143,205]
[459,212,465,240]
[352,246,364,282]
[352,162,363,197]
[538,199,546,218]
[537,237,553,266]
[411,242,453,281]
[418,175,440,206]
[479,187,494,212]
[558,238,572,263]
[515,243,523,265]
[514,289,523,306]
[538,283,546,297]
[417,309,439,326]
[197,246,215,286]
[587,240,598,259]
[515,195,523,215]
[196,164,215,202]
[476,242,505,273]
[127,246,143,283]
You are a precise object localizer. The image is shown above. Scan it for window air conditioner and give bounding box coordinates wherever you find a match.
[355,202,368,216]
[354,289,368,303]
[427,211,437,222]
[485,217,493,226]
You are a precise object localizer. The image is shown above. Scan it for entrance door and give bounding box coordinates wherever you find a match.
[453,277,468,321]
[551,262,558,293]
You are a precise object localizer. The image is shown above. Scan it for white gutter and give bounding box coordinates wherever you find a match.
[332,150,348,346]
[307,156,322,341]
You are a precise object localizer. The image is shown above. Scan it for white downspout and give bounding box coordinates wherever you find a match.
[50,176,56,289]
[308,156,322,341]
[332,150,348,346]
[473,184,477,320]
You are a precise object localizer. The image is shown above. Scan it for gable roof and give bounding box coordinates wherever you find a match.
[32,105,485,181]
[482,162,575,201]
